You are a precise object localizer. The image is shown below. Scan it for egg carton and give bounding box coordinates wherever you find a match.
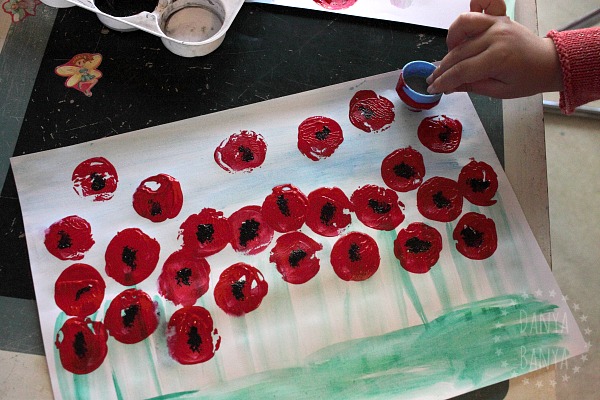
[41,0,244,57]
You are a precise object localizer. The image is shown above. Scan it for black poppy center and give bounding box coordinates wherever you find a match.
[315,125,331,141]
[405,237,432,253]
[276,194,291,217]
[231,279,246,301]
[122,246,138,269]
[393,162,415,179]
[439,125,453,143]
[149,200,162,216]
[432,191,451,209]
[187,326,202,353]
[57,230,72,249]
[320,202,336,225]
[239,219,260,247]
[239,146,255,163]
[368,199,392,214]
[461,226,484,248]
[176,268,193,286]
[467,178,491,193]
[90,172,106,191]
[349,243,362,262]
[73,331,88,359]
[196,223,215,244]
[122,304,140,328]
[358,105,374,120]
[289,249,307,267]
[75,285,92,300]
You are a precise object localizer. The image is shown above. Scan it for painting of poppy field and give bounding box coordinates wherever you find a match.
[11,70,586,399]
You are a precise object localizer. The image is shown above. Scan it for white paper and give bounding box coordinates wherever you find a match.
[11,70,587,400]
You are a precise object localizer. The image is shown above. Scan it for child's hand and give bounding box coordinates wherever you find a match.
[426,13,563,98]
[470,0,506,16]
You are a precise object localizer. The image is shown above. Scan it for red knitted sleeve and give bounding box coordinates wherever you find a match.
[547,28,600,114]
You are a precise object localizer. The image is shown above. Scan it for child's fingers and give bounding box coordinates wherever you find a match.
[470,0,507,16]
[446,13,500,50]
[427,51,497,95]
[427,35,493,86]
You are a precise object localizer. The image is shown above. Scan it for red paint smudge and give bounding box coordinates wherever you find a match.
[55,317,108,374]
[214,263,268,316]
[453,212,498,260]
[72,157,118,201]
[228,205,274,255]
[349,90,395,133]
[380,146,426,192]
[261,184,308,233]
[214,130,267,173]
[297,116,344,161]
[306,187,353,237]
[179,208,232,257]
[331,231,380,281]
[350,184,405,231]
[105,228,160,286]
[44,215,95,261]
[417,176,463,222]
[458,159,498,206]
[158,249,211,307]
[417,115,462,153]
[54,263,106,317]
[394,222,442,274]
[132,173,183,223]
[313,0,358,10]
[167,306,220,365]
[104,288,159,344]
[269,231,323,284]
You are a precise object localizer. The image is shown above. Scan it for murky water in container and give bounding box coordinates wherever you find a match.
[163,5,223,42]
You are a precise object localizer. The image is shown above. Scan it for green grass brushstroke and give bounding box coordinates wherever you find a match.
[383,230,429,325]
[147,294,565,400]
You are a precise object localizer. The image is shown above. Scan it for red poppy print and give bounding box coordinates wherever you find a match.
[313,0,358,10]
[380,147,426,192]
[72,157,118,201]
[458,159,498,206]
[104,288,159,344]
[417,176,463,222]
[330,231,380,281]
[44,215,95,261]
[297,116,344,161]
[261,184,308,233]
[417,115,463,153]
[228,205,274,255]
[55,317,108,375]
[214,263,268,316]
[214,130,267,173]
[394,222,443,274]
[269,231,323,284]
[167,306,221,365]
[105,228,160,286]
[350,184,405,231]
[158,249,211,307]
[132,173,183,223]
[54,263,106,317]
[179,208,232,257]
[453,212,498,260]
[349,90,395,133]
[306,187,353,237]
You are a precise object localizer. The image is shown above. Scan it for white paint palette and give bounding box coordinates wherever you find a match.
[40,0,244,57]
